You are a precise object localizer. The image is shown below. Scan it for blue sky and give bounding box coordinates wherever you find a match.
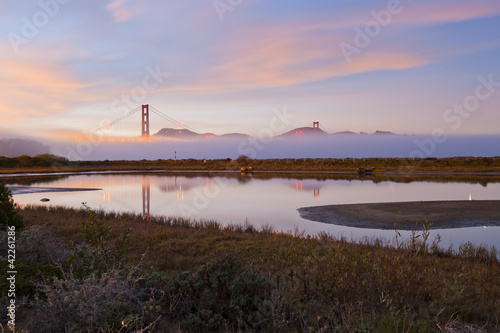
[1,0,500,141]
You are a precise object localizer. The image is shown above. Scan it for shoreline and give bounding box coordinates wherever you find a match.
[1,156,500,176]
[298,200,500,230]
[8,185,102,195]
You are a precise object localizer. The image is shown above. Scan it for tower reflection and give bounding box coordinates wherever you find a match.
[142,176,150,221]
[295,180,320,200]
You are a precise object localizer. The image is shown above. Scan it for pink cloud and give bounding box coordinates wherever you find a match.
[337,52,428,75]
[393,0,500,25]
[0,54,107,125]
[160,0,500,96]
[159,23,431,95]
[106,0,133,24]
[310,0,500,31]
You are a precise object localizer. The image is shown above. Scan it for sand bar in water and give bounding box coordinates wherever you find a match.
[298,200,500,230]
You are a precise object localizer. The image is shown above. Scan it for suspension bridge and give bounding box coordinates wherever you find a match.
[93,104,329,141]
[90,105,327,220]
[94,104,199,138]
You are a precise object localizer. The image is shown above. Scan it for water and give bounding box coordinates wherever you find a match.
[9,172,500,251]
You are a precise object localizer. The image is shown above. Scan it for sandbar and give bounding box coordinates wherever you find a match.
[8,186,101,195]
[298,200,500,230]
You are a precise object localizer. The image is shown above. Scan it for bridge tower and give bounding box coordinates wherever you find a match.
[142,104,150,137]
[313,121,319,131]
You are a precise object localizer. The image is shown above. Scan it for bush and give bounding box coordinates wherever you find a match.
[0,226,67,302]
[0,259,61,299]
[236,155,251,166]
[24,204,163,332]
[67,203,131,278]
[0,183,24,230]
[25,269,164,332]
[169,256,283,332]
[15,226,69,266]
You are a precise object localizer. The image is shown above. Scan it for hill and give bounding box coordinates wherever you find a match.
[277,127,328,138]
[154,128,251,140]
[153,127,397,140]
[154,128,201,138]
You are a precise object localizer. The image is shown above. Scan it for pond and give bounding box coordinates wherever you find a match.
[7,171,500,251]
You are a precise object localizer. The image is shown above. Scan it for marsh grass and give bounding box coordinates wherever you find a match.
[7,204,500,332]
[2,156,500,175]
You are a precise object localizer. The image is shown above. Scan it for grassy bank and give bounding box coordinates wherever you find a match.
[2,204,499,332]
[1,154,500,175]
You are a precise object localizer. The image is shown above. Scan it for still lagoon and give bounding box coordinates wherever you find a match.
[8,172,500,251]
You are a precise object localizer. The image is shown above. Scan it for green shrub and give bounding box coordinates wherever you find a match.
[67,203,131,278]
[0,259,61,298]
[25,204,162,332]
[236,155,251,166]
[0,183,24,230]
[170,256,281,332]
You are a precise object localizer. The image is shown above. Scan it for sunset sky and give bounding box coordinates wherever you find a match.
[1,0,500,140]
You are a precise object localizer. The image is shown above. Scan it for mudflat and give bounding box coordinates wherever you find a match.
[8,186,101,195]
[298,200,500,230]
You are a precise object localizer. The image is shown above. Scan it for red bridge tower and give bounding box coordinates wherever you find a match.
[313,121,319,131]
[142,104,149,137]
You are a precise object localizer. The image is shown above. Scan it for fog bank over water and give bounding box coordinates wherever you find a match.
[49,135,500,161]
[0,138,51,157]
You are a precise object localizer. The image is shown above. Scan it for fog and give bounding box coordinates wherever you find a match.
[1,133,498,161]
[0,138,51,157]
[42,134,500,161]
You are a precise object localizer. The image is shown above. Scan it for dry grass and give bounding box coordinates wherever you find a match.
[10,205,500,332]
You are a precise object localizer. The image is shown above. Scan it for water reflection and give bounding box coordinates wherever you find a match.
[294,180,321,201]
[142,176,150,221]
[9,172,500,250]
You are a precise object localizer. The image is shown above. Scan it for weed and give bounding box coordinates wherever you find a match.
[12,205,500,332]
[0,183,24,229]
[67,203,131,278]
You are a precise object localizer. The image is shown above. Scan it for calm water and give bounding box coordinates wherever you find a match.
[9,172,500,251]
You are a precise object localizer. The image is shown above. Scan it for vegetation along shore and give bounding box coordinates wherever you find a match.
[1,154,500,175]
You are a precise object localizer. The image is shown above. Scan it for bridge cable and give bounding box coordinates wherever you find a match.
[93,106,141,132]
[319,123,330,134]
[149,106,200,134]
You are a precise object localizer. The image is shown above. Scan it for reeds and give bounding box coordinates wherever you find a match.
[4,204,499,332]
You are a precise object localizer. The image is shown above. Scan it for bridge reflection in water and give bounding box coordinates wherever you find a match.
[296,180,320,201]
[140,175,188,221]
[142,176,150,221]
[140,177,321,220]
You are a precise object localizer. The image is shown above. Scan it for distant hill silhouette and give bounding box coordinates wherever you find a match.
[278,127,397,138]
[154,128,200,137]
[331,131,357,135]
[0,139,51,157]
[153,128,250,140]
[277,127,328,138]
[153,127,397,140]
[219,133,251,139]
[372,130,396,136]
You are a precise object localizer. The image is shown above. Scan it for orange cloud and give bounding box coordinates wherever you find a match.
[0,54,104,125]
[338,52,428,75]
[159,23,431,95]
[161,0,500,96]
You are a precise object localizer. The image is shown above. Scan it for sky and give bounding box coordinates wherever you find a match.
[1,0,500,144]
